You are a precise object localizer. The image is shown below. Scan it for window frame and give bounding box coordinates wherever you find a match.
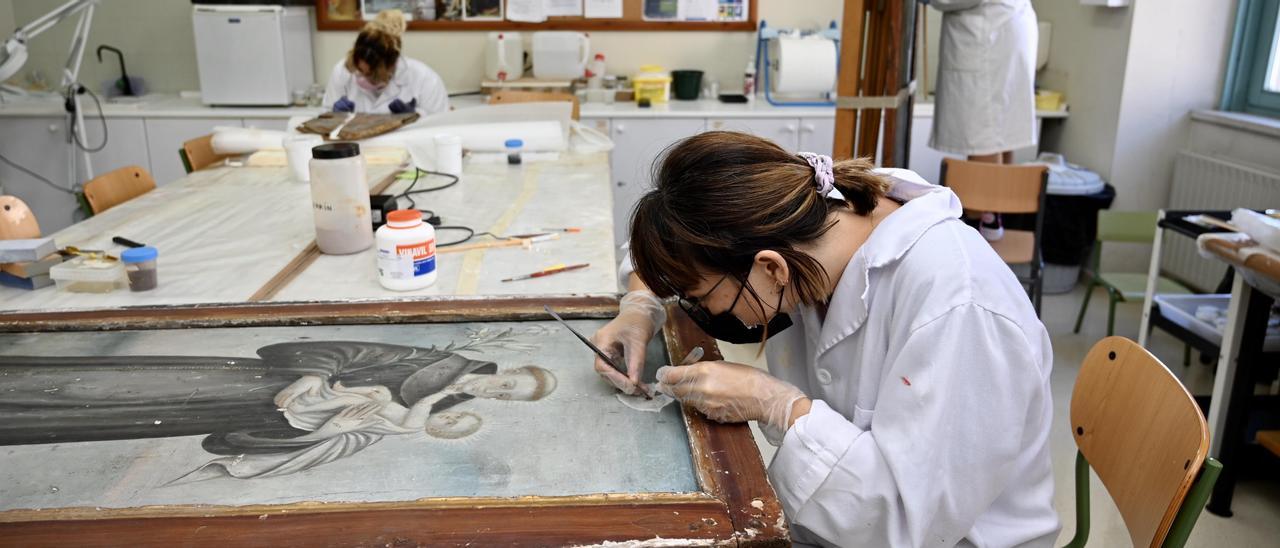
[1222,0,1280,118]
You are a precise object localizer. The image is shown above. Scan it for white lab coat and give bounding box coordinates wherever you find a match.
[619,169,1059,547]
[322,57,450,115]
[929,0,1038,156]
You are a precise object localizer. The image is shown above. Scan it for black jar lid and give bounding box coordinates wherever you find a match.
[312,142,360,159]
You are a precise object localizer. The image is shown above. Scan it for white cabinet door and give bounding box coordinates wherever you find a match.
[145,118,244,186]
[609,118,704,248]
[0,117,81,233]
[705,117,800,152]
[81,118,151,181]
[798,117,836,156]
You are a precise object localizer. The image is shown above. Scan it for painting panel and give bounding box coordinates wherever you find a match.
[0,320,695,513]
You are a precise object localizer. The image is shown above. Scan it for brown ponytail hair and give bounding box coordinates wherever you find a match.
[346,10,406,85]
[629,131,889,306]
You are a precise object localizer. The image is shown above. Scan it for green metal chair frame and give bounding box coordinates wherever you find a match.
[1073,211,1192,337]
[1064,452,1222,548]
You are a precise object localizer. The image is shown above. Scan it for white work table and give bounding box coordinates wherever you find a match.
[0,152,617,318]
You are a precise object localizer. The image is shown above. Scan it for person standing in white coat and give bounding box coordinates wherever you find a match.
[592,131,1059,546]
[930,0,1038,241]
[321,10,450,116]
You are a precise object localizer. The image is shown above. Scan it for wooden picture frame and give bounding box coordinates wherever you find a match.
[316,0,759,32]
[0,296,787,546]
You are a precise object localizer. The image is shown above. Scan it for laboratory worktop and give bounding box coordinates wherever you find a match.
[0,92,1069,120]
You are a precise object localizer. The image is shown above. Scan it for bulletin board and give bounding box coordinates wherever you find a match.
[316,0,758,31]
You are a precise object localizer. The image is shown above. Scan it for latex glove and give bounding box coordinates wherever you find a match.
[388,97,417,114]
[657,360,807,433]
[332,96,355,113]
[589,290,667,395]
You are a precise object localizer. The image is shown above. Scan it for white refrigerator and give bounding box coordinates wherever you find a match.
[192,4,314,106]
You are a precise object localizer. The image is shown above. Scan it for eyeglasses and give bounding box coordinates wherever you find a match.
[677,273,747,323]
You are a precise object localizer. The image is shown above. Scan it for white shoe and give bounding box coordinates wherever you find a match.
[979,212,1004,242]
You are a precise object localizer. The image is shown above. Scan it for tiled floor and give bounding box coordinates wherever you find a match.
[719,284,1280,546]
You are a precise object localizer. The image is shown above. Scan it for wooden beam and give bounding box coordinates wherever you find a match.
[834,0,867,160]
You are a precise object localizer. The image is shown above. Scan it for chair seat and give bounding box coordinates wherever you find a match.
[1096,272,1192,300]
[988,229,1036,264]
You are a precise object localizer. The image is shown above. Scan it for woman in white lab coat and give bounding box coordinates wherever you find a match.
[930,0,1038,163]
[592,131,1059,546]
[321,10,449,115]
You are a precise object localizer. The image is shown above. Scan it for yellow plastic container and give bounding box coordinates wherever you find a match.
[1035,90,1064,111]
[633,64,672,104]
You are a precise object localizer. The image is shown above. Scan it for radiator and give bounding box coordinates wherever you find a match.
[1167,151,1280,291]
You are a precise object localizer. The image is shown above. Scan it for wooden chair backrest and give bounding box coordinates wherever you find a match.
[181,134,231,173]
[0,195,41,239]
[488,90,581,120]
[82,165,157,215]
[940,158,1047,214]
[1071,336,1210,547]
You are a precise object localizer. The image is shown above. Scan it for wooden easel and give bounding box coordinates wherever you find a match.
[834,0,919,167]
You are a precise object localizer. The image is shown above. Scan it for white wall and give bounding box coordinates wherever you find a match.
[7,0,198,95]
[5,0,843,95]
[1030,0,1134,183]
[0,1,13,42]
[1107,0,1233,212]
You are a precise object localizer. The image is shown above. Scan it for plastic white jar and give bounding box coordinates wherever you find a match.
[375,209,438,291]
[310,142,373,255]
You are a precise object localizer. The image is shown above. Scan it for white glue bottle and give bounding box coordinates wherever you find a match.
[375,209,438,291]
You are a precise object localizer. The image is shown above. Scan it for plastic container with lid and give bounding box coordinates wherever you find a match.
[121,246,159,292]
[633,65,672,105]
[49,255,126,293]
[309,142,374,255]
[505,138,524,165]
[376,209,438,291]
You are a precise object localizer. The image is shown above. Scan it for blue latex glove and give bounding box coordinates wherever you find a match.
[332,96,355,113]
[388,97,417,114]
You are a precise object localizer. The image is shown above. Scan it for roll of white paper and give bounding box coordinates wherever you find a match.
[211,127,290,154]
[770,37,838,94]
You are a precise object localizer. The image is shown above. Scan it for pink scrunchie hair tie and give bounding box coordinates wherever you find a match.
[797,152,835,198]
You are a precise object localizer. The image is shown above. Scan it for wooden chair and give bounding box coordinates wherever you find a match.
[179,134,231,173]
[488,90,580,121]
[1066,336,1222,547]
[82,165,156,215]
[940,158,1049,314]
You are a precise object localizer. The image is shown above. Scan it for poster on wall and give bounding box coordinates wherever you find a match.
[463,0,504,21]
[361,0,420,20]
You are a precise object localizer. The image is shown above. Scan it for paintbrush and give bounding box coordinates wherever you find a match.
[544,305,653,400]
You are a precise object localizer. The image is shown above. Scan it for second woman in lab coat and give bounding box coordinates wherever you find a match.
[592,131,1059,546]
[322,10,449,115]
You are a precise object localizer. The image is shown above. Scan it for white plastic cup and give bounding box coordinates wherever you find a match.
[434,134,463,177]
[284,134,324,182]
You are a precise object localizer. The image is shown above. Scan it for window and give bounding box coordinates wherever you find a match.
[1222,0,1280,117]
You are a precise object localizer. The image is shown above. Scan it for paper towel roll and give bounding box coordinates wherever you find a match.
[769,38,837,94]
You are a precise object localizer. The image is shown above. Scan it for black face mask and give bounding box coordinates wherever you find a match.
[679,276,794,345]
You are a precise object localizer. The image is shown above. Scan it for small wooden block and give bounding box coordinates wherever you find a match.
[0,271,53,290]
[1,253,63,278]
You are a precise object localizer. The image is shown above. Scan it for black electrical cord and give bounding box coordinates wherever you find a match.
[395,168,504,247]
[67,85,108,153]
[0,150,76,195]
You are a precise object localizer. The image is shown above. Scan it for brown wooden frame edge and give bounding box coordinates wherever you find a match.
[0,295,620,333]
[313,0,759,32]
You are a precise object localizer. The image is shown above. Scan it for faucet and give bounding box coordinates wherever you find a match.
[95,44,134,97]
